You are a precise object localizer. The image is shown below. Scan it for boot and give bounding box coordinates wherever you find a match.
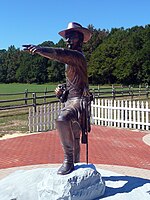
[72,122,81,163]
[57,161,74,175]
[74,138,80,163]
[56,120,74,175]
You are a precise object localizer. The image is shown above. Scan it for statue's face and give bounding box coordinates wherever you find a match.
[65,31,81,49]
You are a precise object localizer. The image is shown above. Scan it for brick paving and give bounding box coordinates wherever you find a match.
[0,125,150,170]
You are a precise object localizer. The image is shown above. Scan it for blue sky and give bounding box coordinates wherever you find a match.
[0,0,150,50]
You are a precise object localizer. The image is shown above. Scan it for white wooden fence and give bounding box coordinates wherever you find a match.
[28,102,64,132]
[91,99,150,130]
[28,99,150,132]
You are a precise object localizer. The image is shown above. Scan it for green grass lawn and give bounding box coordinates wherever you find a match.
[0,83,58,106]
[0,83,57,94]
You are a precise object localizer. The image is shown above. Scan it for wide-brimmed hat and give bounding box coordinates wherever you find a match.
[58,22,92,43]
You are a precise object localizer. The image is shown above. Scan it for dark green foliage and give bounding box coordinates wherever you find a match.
[1,46,21,83]
[89,24,150,85]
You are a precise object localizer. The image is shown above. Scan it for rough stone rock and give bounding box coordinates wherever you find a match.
[0,163,105,200]
[38,164,105,199]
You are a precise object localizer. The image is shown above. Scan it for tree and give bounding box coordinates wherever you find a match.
[89,25,150,85]
[3,46,21,83]
[47,60,65,83]
[0,49,7,82]
[16,51,35,83]
[83,24,109,63]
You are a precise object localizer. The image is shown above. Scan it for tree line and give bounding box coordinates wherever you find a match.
[0,24,150,85]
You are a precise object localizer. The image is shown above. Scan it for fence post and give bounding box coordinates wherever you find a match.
[121,85,124,96]
[44,87,47,103]
[24,89,28,105]
[92,88,95,101]
[146,84,149,99]
[32,93,37,112]
[139,84,141,98]
[128,85,131,96]
[129,85,133,99]
[112,85,115,100]
[131,86,133,99]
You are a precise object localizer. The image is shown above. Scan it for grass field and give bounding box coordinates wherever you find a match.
[0,83,57,94]
[0,83,58,106]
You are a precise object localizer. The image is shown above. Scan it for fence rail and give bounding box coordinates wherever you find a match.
[92,85,150,99]
[0,89,56,110]
[0,85,149,110]
[28,98,150,132]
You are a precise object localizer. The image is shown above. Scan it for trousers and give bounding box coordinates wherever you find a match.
[56,98,82,164]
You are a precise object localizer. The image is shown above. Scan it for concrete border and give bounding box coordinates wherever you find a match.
[143,133,150,146]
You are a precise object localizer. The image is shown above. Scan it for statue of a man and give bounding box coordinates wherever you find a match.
[23,22,92,175]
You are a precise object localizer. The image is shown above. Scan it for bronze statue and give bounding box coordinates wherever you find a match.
[23,22,92,175]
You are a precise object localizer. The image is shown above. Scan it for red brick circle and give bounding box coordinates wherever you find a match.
[0,126,149,170]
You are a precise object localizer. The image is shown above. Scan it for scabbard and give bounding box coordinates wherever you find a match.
[81,130,87,144]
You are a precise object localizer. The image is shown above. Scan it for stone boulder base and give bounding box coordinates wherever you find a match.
[0,163,105,200]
